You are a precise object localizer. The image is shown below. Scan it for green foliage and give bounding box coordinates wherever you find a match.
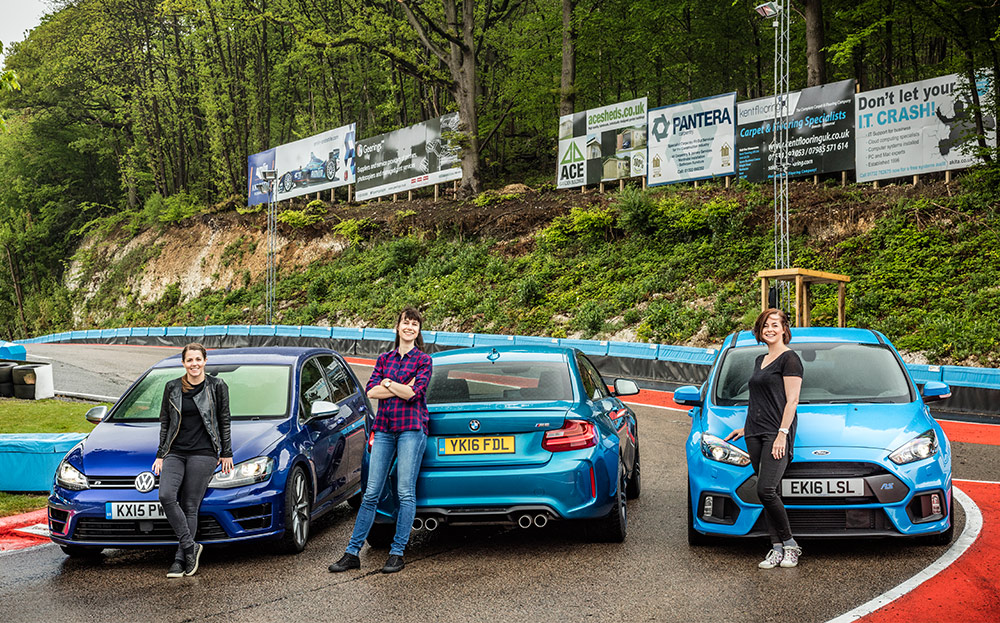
[221,236,258,268]
[473,192,519,208]
[332,218,377,245]
[277,202,326,228]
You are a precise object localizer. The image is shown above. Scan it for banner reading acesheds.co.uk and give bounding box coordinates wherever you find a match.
[647,93,736,186]
[736,79,855,182]
[557,97,648,188]
[855,72,996,182]
[355,113,463,201]
[247,123,356,206]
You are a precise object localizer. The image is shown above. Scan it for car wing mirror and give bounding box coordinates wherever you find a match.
[673,385,702,409]
[921,381,952,402]
[85,405,108,424]
[310,400,341,419]
[612,379,640,396]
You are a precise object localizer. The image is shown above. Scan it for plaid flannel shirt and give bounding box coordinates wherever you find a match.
[366,348,432,433]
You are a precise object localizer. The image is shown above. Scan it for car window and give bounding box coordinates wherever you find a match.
[427,360,574,404]
[577,355,610,401]
[300,359,333,418]
[111,365,291,420]
[713,343,913,406]
[317,355,355,403]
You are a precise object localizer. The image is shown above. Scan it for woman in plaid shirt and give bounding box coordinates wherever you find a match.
[328,307,432,574]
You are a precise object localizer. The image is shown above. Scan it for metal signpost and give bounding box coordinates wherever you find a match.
[255,170,277,324]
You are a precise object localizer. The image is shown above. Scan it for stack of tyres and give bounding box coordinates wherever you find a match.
[12,363,55,400]
[0,361,15,397]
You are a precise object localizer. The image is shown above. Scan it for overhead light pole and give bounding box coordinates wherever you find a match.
[755,2,791,307]
[256,169,278,324]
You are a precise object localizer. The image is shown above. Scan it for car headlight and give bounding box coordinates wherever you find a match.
[889,430,938,465]
[56,460,89,490]
[700,433,751,467]
[209,457,274,489]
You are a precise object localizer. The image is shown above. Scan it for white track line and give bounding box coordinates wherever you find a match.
[824,485,982,623]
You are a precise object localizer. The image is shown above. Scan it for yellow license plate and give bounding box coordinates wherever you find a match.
[439,436,515,455]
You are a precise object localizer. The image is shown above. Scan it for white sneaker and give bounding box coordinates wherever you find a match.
[780,545,802,568]
[758,548,783,569]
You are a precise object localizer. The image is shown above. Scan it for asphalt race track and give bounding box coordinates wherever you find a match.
[2,344,998,622]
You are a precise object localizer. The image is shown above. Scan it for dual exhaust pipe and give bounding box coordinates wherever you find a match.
[517,513,549,529]
[412,516,439,532]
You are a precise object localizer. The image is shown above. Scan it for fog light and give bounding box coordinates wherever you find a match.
[931,493,941,515]
[703,496,714,518]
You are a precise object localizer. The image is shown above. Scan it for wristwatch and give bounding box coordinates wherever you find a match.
[382,378,392,388]
[778,427,790,435]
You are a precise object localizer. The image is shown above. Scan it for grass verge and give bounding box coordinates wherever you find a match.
[0,398,105,434]
[0,493,48,518]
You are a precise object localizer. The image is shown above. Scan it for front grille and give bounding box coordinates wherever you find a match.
[784,461,890,478]
[737,461,905,506]
[785,508,891,534]
[88,475,159,489]
[73,516,227,542]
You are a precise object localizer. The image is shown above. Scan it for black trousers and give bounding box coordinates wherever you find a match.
[746,434,793,543]
[159,453,217,556]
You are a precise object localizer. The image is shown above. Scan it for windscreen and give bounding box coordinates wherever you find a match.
[110,365,291,420]
[713,343,913,406]
[426,361,574,404]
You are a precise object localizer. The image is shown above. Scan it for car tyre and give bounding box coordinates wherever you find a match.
[60,544,104,558]
[588,463,627,543]
[277,466,311,554]
[280,172,293,194]
[625,445,641,500]
[687,482,710,546]
[366,522,395,549]
[324,160,337,180]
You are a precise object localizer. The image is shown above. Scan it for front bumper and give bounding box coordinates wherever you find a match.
[687,442,952,539]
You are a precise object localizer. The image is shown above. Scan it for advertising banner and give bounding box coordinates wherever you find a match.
[647,93,736,186]
[274,123,356,202]
[855,72,997,182]
[355,113,463,201]
[557,97,648,188]
[736,79,855,182]
[247,148,276,207]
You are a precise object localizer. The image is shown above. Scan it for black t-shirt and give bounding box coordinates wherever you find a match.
[745,349,803,439]
[171,381,216,456]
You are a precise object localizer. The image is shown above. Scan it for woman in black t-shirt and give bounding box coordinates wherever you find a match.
[726,308,804,568]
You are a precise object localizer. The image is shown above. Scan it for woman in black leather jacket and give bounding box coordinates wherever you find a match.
[151,343,233,578]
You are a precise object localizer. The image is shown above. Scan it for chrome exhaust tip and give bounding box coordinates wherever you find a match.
[533,513,548,528]
[412,517,424,531]
[424,517,439,531]
[517,514,533,529]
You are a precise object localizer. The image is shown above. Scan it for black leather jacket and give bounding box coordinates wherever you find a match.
[156,375,233,459]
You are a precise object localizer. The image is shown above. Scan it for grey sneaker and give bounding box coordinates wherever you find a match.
[780,546,802,568]
[758,548,783,569]
[183,543,204,576]
[166,559,185,578]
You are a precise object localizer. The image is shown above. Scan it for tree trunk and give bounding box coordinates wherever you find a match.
[4,244,27,333]
[453,0,481,196]
[559,0,576,117]
[804,0,826,87]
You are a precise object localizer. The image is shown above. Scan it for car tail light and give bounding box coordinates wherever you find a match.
[542,420,597,452]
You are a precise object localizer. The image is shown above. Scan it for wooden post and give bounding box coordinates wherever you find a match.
[453,180,458,192]
[392,193,397,202]
[725,176,731,189]
[841,171,847,187]
[838,283,846,328]
[348,185,353,202]
[803,284,811,327]
[813,175,819,185]
[913,175,919,187]
[945,170,952,184]
[642,176,647,189]
[581,184,585,193]
[600,182,605,193]
[619,179,624,191]
[694,180,699,189]
[873,180,879,189]
[434,184,439,202]
[408,190,413,201]
[794,275,805,327]
[330,188,334,202]
[760,276,769,312]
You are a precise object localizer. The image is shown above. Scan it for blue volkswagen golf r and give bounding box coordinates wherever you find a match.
[676,328,954,545]
[48,347,372,557]
[366,346,641,544]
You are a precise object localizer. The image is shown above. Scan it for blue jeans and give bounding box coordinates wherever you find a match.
[346,430,427,557]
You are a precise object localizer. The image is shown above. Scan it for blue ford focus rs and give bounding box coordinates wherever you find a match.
[367,346,641,544]
[676,328,953,545]
[48,347,371,557]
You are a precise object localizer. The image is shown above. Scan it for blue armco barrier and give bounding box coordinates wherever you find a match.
[70,330,87,340]
[249,325,276,336]
[513,335,560,347]
[332,327,364,340]
[275,325,301,337]
[186,326,206,337]
[165,326,187,337]
[941,365,1000,390]
[657,344,717,365]
[363,328,396,342]
[609,341,659,360]
[114,328,131,338]
[204,325,228,336]
[435,332,475,347]
[559,338,609,356]
[100,328,117,339]
[85,329,102,340]
[906,364,943,385]
[226,325,251,336]
[473,333,516,347]
[301,326,332,338]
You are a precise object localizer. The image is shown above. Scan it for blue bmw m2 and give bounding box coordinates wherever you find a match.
[676,328,954,545]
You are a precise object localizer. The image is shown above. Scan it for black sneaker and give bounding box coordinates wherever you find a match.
[166,559,185,578]
[328,552,361,573]
[382,554,405,574]
[183,543,203,577]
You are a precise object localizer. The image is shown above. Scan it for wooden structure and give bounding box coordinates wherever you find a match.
[757,268,850,328]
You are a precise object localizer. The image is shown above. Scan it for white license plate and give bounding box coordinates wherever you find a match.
[781,478,865,497]
[106,502,166,520]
